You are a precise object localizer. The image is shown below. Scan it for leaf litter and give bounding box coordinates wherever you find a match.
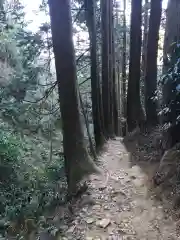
[46,139,179,240]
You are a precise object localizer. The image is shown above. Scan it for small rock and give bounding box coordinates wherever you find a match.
[58,225,68,232]
[52,215,59,223]
[129,165,141,178]
[133,179,144,187]
[92,205,101,211]
[96,218,111,228]
[104,205,110,210]
[111,190,127,197]
[104,196,109,201]
[130,176,136,180]
[67,225,75,233]
[108,236,123,240]
[86,218,95,224]
[111,176,119,181]
[81,197,96,207]
[39,215,46,222]
[86,236,101,240]
[82,207,89,212]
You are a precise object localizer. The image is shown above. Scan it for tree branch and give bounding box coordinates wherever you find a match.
[79,77,91,86]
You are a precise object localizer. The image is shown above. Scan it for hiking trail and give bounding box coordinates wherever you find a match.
[50,139,179,240]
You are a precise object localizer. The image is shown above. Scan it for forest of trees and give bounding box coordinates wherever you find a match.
[0,0,180,238]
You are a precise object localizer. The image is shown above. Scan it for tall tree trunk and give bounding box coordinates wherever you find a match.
[101,0,114,138]
[114,1,122,136]
[48,0,100,195]
[109,0,118,135]
[112,29,118,135]
[141,0,149,80]
[144,0,162,126]
[127,0,144,132]
[108,0,115,137]
[122,0,127,135]
[141,0,149,114]
[84,0,105,150]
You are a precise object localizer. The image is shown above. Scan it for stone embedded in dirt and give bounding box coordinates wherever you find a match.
[104,205,110,210]
[81,197,96,207]
[111,175,119,181]
[108,236,123,240]
[133,178,144,187]
[52,215,59,223]
[92,205,101,211]
[86,218,95,224]
[86,236,102,240]
[129,165,142,177]
[67,225,75,233]
[130,175,136,180]
[96,218,111,228]
[111,189,127,197]
[124,179,131,183]
[105,196,109,201]
[112,196,126,205]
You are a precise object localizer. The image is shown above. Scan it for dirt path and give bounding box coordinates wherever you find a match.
[53,139,179,240]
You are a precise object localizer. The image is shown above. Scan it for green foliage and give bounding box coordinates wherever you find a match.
[0,7,59,136]
[159,42,180,130]
[0,131,21,184]
[0,1,65,236]
[0,30,20,68]
[0,129,65,235]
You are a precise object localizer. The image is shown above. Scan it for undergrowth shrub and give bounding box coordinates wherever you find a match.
[159,42,180,148]
[0,130,65,236]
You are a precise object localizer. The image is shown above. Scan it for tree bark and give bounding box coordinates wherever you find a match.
[112,28,118,135]
[48,0,100,195]
[84,0,105,150]
[109,0,118,136]
[141,0,149,80]
[122,0,127,135]
[144,0,162,126]
[127,0,144,132]
[101,0,114,138]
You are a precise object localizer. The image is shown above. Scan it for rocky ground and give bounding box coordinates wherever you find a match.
[45,138,180,240]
